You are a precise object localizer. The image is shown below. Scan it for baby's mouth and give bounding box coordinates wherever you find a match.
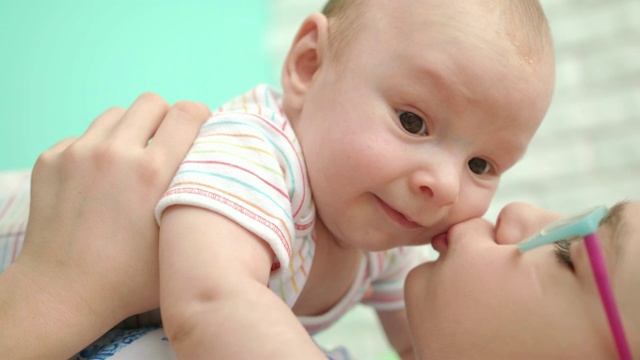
[375,196,420,229]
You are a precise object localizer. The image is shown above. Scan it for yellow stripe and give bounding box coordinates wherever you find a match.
[241,93,248,113]
[298,247,308,277]
[195,139,272,157]
[187,149,281,177]
[196,132,265,142]
[288,260,299,293]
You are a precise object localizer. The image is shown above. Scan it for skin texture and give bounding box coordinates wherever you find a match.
[0,94,210,360]
[160,0,555,358]
[2,1,586,359]
[284,0,555,252]
[405,201,640,359]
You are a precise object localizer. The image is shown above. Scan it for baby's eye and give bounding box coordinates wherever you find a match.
[468,158,491,175]
[398,111,428,136]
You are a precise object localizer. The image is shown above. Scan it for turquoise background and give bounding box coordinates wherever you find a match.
[0,1,274,170]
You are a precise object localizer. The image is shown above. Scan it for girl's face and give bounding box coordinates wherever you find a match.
[405,201,640,359]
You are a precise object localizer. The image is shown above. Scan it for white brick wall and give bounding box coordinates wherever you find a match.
[267,0,640,220]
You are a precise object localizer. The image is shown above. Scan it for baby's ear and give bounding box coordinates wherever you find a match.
[281,13,329,113]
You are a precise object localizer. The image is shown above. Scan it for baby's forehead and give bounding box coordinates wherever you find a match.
[364,0,552,56]
[498,2,553,66]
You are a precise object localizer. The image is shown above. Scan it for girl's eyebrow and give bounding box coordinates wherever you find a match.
[599,201,629,263]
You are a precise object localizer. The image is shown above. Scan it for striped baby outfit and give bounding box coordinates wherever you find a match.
[0,170,30,272]
[156,84,425,332]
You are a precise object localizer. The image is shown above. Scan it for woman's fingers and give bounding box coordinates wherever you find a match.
[31,95,209,200]
[110,93,171,147]
[35,106,125,171]
[78,106,127,145]
[38,137,78,159]
[19,93,209,328]
[147,100,210,167]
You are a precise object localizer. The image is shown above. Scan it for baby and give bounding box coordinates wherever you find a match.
[0,0,556,358]
[155,0,555,358]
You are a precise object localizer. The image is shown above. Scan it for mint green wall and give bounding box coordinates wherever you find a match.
[0,1,274,170]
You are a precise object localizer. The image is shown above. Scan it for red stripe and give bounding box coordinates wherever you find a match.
[0,190,18,221]
[182,160,289,199]
[208,113,308,218]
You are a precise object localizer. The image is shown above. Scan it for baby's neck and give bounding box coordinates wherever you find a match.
[291,219,363,316]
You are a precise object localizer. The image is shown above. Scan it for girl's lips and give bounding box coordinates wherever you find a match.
[375,196,420,229]
[431,232,449,253]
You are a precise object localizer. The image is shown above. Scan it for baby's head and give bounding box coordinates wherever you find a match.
[282,0,555,251]
[405,201,640,359]
[320,0,553,67]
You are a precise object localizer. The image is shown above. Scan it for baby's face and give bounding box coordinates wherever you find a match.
[405,201,640,359]
[292,0,555,250]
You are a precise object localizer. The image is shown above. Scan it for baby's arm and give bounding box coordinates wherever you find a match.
[159,205,325,359]
[377,309,415,360]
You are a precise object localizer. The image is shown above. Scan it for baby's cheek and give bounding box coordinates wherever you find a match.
[442,185,496,234]
[462,187,495,218]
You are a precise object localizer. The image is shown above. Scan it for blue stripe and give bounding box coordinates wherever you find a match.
[175,170,293,223]
[202,120,298,199]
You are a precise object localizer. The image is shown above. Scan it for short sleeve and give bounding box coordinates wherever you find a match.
[155,107,304,269]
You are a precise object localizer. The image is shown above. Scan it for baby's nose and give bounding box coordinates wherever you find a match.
[414,168,460,207]
[495,202,562,245]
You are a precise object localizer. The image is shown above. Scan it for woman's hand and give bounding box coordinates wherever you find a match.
[0,93,209,359]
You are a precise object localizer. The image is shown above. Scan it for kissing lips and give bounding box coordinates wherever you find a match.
[431,232,449,253]
[376,196,420,229]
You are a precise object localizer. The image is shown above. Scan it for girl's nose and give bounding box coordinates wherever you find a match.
[495,202,563,245]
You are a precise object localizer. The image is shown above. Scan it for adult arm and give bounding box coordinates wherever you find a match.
[0,94,209,360]
[159,206,326,359]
